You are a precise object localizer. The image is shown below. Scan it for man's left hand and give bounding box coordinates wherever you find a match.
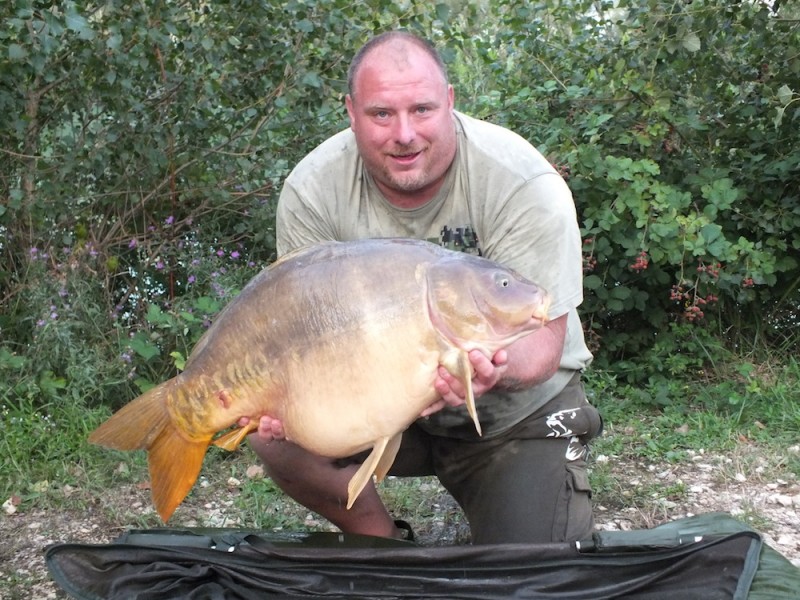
[420,349,507,417]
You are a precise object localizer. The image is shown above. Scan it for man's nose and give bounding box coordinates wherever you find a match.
[393,113,416,146]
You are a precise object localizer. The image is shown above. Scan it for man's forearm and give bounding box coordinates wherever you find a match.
[495,313,567,391]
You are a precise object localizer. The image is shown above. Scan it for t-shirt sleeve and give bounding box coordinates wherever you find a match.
[481,172,583,320]
[275,180,338,257]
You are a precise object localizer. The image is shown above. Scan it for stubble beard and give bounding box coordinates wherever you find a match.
[378,145,435,193]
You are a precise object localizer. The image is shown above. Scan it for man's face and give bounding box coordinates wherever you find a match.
[345,41,456,208]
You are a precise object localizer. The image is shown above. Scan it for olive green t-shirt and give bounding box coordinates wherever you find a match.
[276,111,593,440]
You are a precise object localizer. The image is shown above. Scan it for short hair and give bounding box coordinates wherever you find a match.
[347,31,449,98]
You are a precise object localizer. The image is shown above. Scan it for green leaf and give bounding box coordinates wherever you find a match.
[8,43,28,60]
[146,304,171,325]
[777,84,793,107]
[0,348,26,370]
[39,370,67,396]
[681,32,701,53]
[194,296,221,315]
[301,71,322,88]
[773,106,786,129]
[296,19,314,33]
[584,274,603,290]
[701,178,738,210]
[8,189,23,210]
[65,9,95,40]
[610,286,632,300]
[129,336,160,361]
[107,33,122,51]
[700,223,723,244]
[170,351,186,371]
[607,298,624,312]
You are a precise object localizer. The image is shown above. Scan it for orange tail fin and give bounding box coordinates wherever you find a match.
[88,382,212,521]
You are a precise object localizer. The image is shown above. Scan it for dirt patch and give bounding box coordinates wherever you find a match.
[2,447,798,599]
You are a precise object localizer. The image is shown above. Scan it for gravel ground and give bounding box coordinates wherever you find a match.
[2,446,798,599]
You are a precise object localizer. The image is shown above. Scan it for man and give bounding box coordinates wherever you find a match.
[247,31,600,544]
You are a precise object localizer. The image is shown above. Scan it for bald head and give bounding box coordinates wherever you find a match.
[347,32,449,100]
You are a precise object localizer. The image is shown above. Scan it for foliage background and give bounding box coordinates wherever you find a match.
[1,0,798,490]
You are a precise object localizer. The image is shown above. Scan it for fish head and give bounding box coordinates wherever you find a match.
[423,252,550,354]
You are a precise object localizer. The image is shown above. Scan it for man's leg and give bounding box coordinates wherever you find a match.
[432,375,601,544]
[249,435,401,538]
[435,435,594,544]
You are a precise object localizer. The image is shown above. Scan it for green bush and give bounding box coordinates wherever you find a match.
[1,0,798,417]
[453,0,799,369]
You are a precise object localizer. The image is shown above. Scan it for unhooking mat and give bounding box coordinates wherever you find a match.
[45,512,800,599]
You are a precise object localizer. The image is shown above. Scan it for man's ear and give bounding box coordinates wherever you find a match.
[345,94,356,129]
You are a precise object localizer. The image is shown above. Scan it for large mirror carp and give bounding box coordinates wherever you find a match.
[89,238,550,521]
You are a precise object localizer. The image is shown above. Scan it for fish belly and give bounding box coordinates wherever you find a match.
[276,328,441,457]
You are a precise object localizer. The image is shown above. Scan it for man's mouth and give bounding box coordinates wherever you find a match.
[390,150,422,165]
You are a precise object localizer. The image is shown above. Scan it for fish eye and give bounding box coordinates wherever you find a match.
[493,271,511,288]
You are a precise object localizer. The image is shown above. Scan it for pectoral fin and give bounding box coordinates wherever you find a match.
[346,435,396,509]
[212,421,258,451]
[447,350,482,436]
[373,432,403,484]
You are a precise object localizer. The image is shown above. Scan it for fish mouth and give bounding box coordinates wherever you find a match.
[529,314,549,329]
[532,296,551,326]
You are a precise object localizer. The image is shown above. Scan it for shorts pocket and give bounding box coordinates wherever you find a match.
[552,460,594,542]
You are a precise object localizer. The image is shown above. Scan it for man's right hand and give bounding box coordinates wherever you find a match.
[239,415,286,442]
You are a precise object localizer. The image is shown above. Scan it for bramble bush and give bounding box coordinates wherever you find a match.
[451,0,799,373]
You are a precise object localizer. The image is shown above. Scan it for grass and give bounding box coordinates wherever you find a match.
[1,354,799,599]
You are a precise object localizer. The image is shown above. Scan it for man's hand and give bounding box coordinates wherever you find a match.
[420,314,569,419]
[238,415,286,442]
[420,349,507,417]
